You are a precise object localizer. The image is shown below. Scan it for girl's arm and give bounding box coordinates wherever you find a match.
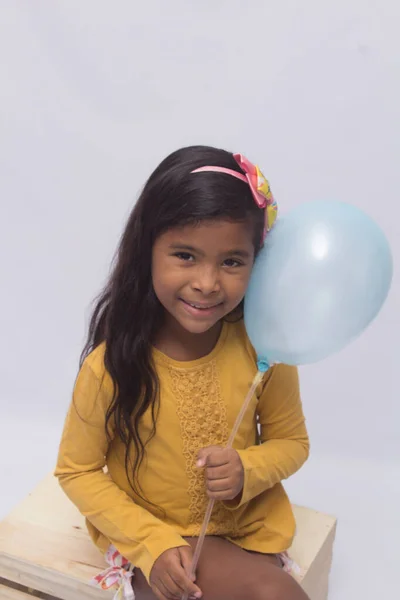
[227,364,310,508]
[54,359,189,583]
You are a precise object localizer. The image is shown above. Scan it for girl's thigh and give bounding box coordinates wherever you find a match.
[134,536,310,600]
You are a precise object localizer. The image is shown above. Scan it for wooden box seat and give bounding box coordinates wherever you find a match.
[0,476,336,599]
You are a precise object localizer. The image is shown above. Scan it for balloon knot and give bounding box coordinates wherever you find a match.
[257,360,270,372]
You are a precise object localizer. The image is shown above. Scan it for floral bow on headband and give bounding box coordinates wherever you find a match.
[192,153,278,241]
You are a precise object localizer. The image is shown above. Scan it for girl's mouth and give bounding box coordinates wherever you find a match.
[180,298,223,317]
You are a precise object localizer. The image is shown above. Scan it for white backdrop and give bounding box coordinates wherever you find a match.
[1,2,399,599]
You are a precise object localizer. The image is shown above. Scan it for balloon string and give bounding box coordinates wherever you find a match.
[181,370,265,600]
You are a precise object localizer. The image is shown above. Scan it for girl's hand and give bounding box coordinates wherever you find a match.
[197,446,244,502]
[150,546,202,600]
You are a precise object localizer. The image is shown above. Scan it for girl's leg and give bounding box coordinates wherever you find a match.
[134,536,310,600]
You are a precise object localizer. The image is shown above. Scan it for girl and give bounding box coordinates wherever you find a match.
[55,146,310,600]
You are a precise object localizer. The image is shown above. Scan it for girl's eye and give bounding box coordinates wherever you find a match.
[223,258,243,268]
[174,252,194,262]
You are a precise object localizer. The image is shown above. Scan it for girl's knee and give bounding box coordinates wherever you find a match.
[247,572,310,600]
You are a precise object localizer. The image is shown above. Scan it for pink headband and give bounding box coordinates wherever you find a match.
[191,153,278,240]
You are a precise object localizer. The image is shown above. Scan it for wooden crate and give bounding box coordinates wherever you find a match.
[0,476,336,599]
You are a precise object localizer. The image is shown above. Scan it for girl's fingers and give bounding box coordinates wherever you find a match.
[178,546,196,581]
[169,566,202,598]
[206,464,231,480]
[206,478,232,492]
[203,448,230,467]
[207,489,237,501]
[157,576,181,599]
[152,583,168,600]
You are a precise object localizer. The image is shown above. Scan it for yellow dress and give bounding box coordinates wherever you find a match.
[55,320,309,582]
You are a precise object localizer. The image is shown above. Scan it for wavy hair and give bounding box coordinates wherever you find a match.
[80,145,265,502]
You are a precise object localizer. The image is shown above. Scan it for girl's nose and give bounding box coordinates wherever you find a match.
[191,266,220,295]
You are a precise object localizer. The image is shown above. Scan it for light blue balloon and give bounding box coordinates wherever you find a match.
[244,200,393,368]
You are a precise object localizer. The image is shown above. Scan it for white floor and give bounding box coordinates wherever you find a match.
[0,413,398,600]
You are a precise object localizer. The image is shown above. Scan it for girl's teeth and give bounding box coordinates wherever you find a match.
[190,303,214,309]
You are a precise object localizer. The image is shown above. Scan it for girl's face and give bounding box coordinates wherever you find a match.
[152,220,255,336]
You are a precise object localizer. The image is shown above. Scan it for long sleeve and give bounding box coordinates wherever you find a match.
[227,364,309,509]
[54,359,189,582]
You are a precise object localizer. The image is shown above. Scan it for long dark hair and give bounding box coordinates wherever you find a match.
[80,145,265,502]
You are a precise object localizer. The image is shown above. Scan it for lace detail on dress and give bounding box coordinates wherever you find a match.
[170,360,237,536]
